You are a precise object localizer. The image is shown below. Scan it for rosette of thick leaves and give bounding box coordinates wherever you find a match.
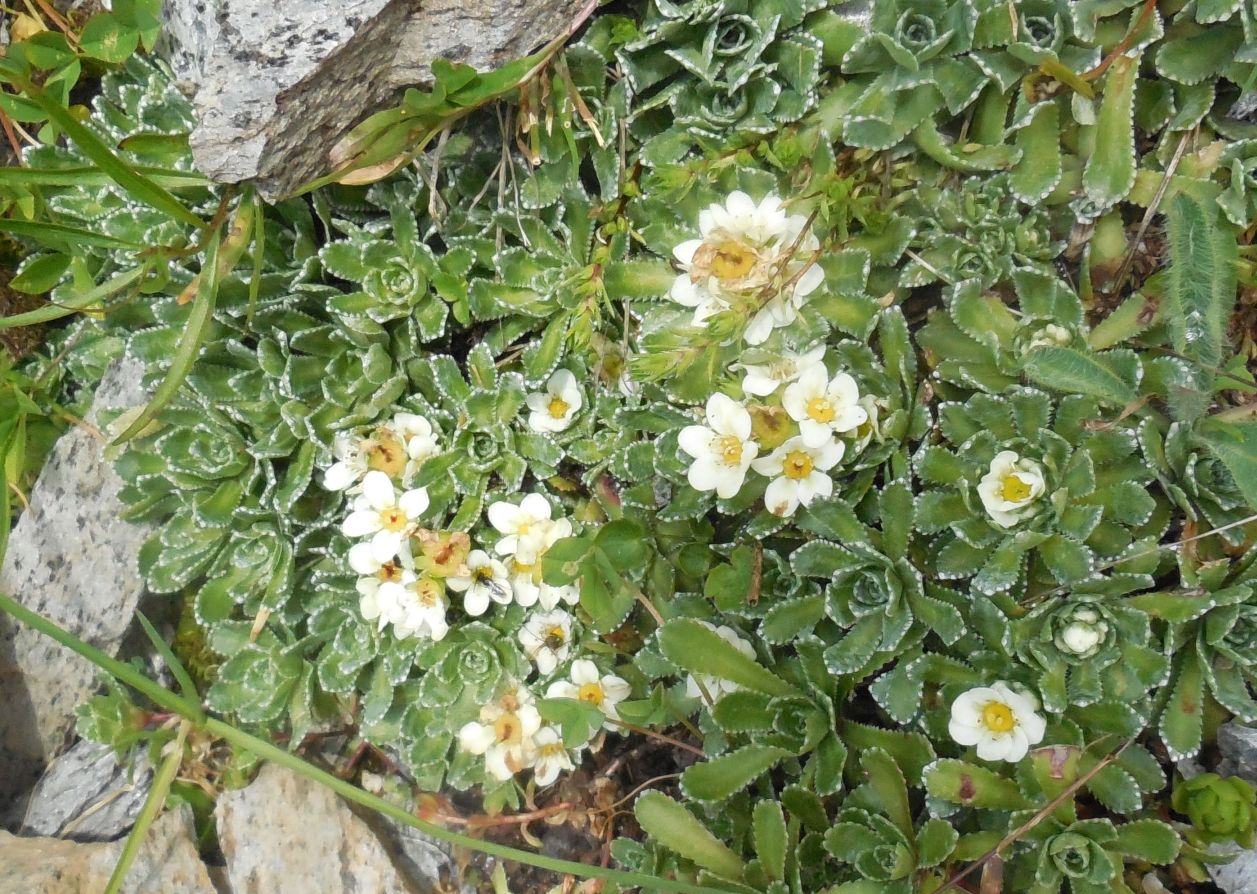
[1173,773,1257,848]
[619,0,823,162]
[900,175,1062,289]
[916,388,1162,596]
[1142,419,1251,546]
[1006,811,1179,894]
[1016,595,1165,713]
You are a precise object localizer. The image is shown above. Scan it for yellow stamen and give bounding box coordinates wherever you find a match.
[1000,474,1032,502]
[806,397,835,423]
[717,435,744,465]
[377,562,402,582]
[414,579,442,606]
[577,682,605,705]
[782,450,814,480]
[494,712,522,744]
[365,433,407,477]
[708,239,757,281]
[547,397,570,419]
[981,702,1015,733]
[379,508,408,532]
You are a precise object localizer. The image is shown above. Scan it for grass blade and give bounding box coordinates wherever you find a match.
[103,720,190,894]
[0,165,211,189]
[136,612,205,724]
[0,265,146,330]
[0,217,141,250]
[112,229,222,444]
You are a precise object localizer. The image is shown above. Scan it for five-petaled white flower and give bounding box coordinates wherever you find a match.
[678,393,759,499]
[446,549,513,616]
[526,369,584,433]
[736,345,827,397]
[948,682,1046,763]
[782,365,868,448]
[341,471,430,562]
[977,450,1046,528]
[457,687,542,782]
[488,493,564,563]
[546,659,632,730]
[518,609,574,675]
[531,726,576,787]
[686,622,756,701]
[752,435,845,517]
[669,191,823,344]
[350,541,410,621]
[371,571,449,641]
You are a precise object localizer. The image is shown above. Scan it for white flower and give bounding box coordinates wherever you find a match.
[350,541,411,623]
[736,345,827,397]
[948,681,1046,763]
[848,394,886,456]
[446,549,513,616]
[393,412,440,481]
[341,471,430,562]
[457,687,542,781]
[323,432,368,491]
[1024,323,1072,352]
[508,553,579,611]
[518,609,574,675]
[373,571,449,641]
[685,623,755,701]
[546,659,632,731]
[531,726,576,787]
[1055,607,1110,658]
[526,369,583,433]
[488,493,561,562]
[752,435,845,517]
[323,424,409,491]
[669,191,822,344]
[678,393,759,499]
[782,365,868,448]
[977,451,1047,529]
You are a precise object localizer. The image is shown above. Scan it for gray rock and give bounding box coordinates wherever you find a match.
[19,740,152,842]
[0,805,216,894]
[159,0,591,201]
[216,763,451,893]
[0,356,153,824]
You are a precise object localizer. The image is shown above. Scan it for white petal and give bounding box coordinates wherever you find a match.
[813,439,846,470]
[342,510,381,538]
[547,681,580,700]
[322,462,357,491]
[712,464,748,500]
[348,542,380,575]
[673,239,702,266]
[678,425,715,459]
[458,722,495,755]
[570,659,600,685]
[463,590,490,616]
[743,311,773,345]
[793,262,824,298]
[726,190,755,218]
[371,530,404,563]
[361,471,396,509]
[519,493,553,522]
[948,717,982,747]
[764,477,799,517]
[975,733,1012,762]
[601,676,631,704]
[399,487,429,519]
[488,502,521,534]
[687,456,724,494]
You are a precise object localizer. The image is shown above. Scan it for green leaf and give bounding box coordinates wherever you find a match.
[79,12,140,63]
[878,480,914,561]
[1010,100,1062,203]
[681,745,790,802]
[659,619,796,698]
[113,229,222,444]
[1083,53,1139,210]
[10,253,71,293]
[1112,819,1181,864]
[1198,419,1257,511]
[752,801,787,882]
[634,791,745,880]
[925,759,1033,809]
[861,748,913,838]
[1022,346,1137,407]
[1164,193,1236,371]
[538,697,605,748]
[916,818,959,868]
[1161,651,1205,760]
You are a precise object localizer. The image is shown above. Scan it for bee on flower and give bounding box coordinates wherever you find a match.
[669,191,824,345]
[446,549,513,616]
[341,471,430,562]
[457,685,543,782]
[525,369,584,433]
[546,659,632,731]
[948,681,1046,763]
[977,450,1047,528]
[519,609,575,675]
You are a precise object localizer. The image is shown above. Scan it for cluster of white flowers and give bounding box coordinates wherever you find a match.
[670,191,824,345]
[458,662,630,786]
[949,681,1047,763]
[487,493,579,611]
[678,357,878,517]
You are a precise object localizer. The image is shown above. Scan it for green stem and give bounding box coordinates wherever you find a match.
[0,589,731,894]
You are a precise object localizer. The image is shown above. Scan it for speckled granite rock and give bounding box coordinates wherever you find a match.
[0,356,152,824]
[215,763,451,893]
[158,0,589,200]
[19,740,152,841]
[0,805,215,894]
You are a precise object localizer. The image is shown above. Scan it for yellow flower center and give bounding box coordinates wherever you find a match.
[782,450,814,480]
[806,397,835,423]
[717,435,744,465]
[413,579,442,606]
[494,712,522,744]
[708,239,757,281]
[981,701,1016,733]
[365,433,407,477]
[379,508,409,532]
[377,562,402,582]
[547,396,570,419]
[578,682,605,705]
[538,741,566,758]
[1000,474,1033,502]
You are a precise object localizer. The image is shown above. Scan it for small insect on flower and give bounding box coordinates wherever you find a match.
[949,681,1046,763]
[678,393,760,499]
[341,471,430,562]
[977,450,1046,529]
[546,659,632,730]
[782,365,868,448]
[458,685,542,782]
[525,369,584,433]
[349,541,411,618]
[446,549,513,616]
[519,609,575,675]
[752,435,845,517]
